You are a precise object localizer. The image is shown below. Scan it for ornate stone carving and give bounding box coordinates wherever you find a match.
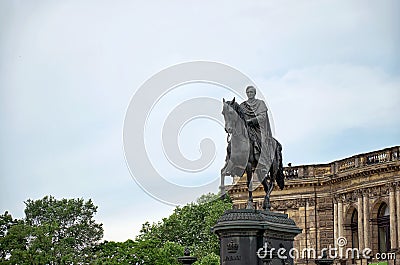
[369,186,381,197]
[308,197,316,206]
[297,198,307,207]
[270,201,279,210]
[344,192,356,203]
[337,194,346,203]
[315,166,331,175]
[333,194,339,204]
[382,184,390,196]
[270,199,300,210]
[354,189,362,198]
[361,188,370,197]
[227,240,239,253]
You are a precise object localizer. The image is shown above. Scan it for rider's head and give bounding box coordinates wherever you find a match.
[246,86,256,100]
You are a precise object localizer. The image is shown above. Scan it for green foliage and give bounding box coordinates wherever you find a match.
[157,241,184,265]
[1,193,229,264]
[94,238,183,264]
[93,240,137,264]
[0,196,103,264]
[0,211,16,238]
[0,211,18,259]
[135,193,231,263]
[194,252,220,265]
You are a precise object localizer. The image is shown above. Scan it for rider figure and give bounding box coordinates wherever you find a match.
[240,86,273,164]
[223,86,276,174]
[222,86,284,209]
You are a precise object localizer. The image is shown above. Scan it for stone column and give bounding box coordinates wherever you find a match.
[334,198,338,244]
[363,190,370,249]
[396,183,400,248]
[337,197,344,238]
[220,176,225,197]
[357,192,364,251]
[389,184,397,250]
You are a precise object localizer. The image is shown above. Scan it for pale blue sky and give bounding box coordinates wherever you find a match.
[1,1,399,241]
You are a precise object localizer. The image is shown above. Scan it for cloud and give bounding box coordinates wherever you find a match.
[258,64,400,164]
[265,64,399,143]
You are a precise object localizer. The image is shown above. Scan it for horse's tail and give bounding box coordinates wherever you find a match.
[275,140,285,190]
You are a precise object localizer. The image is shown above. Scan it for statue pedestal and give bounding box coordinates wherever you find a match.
[212,209,301,265]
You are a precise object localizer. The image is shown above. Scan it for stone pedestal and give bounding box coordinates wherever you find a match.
[177,248,197,264]
[212,209,301,265]
[260,210,302,265]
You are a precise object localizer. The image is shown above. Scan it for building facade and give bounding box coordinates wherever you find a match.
[227,146,400,265]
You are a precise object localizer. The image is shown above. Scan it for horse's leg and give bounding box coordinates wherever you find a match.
[220,161,229,198]
[263,158,281,210]
[256,168,271,210]
[246,164,254,209]
[220,158,236,198]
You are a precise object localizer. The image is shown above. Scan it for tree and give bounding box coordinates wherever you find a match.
[93,240,137,265]
[0,196,103,264]
[94,239,183,265]
[195,253,220,265]
[93,193,230,264]
[0,211,19,260]
[135,193,231,263]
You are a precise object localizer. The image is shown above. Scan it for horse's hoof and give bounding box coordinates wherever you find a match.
[263,196,271,211]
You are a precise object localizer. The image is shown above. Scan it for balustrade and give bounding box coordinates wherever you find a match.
[281,146,399,180]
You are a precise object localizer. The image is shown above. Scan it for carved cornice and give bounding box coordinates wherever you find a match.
[362,188,370,197]
[269,197,321,210]
[354,189,362,198]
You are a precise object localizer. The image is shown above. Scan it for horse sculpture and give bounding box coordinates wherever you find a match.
[220,97,284,210]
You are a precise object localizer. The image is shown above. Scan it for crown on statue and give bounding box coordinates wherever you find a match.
[227,240,239,253]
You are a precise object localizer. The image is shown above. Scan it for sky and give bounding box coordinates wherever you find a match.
[1,0,399,242]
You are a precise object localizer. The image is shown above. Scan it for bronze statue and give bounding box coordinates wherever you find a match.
[221,86,284,210]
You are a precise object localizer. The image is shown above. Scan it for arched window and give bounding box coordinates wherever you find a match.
[351,209,359,249]
[378,203,390,253]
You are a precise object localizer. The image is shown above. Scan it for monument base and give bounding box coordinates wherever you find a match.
[212,209,301,265]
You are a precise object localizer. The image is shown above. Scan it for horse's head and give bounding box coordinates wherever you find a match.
[222,97,238,134]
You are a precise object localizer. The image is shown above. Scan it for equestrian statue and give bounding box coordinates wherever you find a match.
[220,86,284,210]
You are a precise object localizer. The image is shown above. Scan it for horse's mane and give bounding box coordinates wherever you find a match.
[226,100,247,124]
